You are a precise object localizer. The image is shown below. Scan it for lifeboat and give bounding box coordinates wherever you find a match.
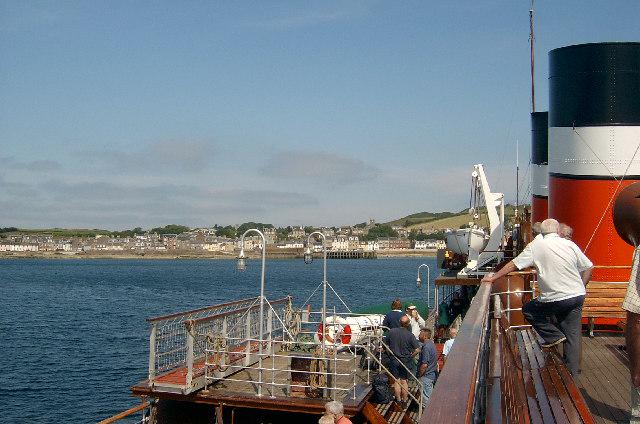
[445,227,488,257]
[314,314,384,347]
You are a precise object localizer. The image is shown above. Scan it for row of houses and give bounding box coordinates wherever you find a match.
[0,231,445,253]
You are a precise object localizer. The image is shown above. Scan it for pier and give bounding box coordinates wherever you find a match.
[326,250,376,259]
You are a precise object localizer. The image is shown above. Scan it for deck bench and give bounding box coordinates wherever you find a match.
[583,281,627,336]
[488,310,595,423]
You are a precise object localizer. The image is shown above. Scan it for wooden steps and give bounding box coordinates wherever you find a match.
[363,385,421,424]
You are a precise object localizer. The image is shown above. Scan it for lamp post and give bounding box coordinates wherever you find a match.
[236,228,266,396]
[304,231,327,353]
[416,263,431,308]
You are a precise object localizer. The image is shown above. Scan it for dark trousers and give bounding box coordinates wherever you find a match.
[522,295,584,376]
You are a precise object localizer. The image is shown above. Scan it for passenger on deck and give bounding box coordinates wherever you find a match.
[318,414,335,424]
[417,327,438,408]
[482,218,593,377]
[442,327,457,364]
[385,315,421,405]
[324,400,353,424]
[435,325,447,343]
[383,299,404,329]
[406,304,425,339]
[449,292,465,320]
[559,223,574,240]
[623,246,640,424]
[522,221,543,252]
[532,221,542,239]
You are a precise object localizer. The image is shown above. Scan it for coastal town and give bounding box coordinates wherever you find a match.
[0,220,446,257]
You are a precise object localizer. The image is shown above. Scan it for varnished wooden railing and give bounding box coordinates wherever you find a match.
[97,401,149,424]
[420,281,493,424]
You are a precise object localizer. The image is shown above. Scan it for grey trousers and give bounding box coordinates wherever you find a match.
[632,384,640,424]
[522,295,585,376]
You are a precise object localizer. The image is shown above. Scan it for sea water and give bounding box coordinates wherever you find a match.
[0,257,437,423]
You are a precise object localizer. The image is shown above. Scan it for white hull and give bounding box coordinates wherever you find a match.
[314,314,383,347]
[445,228,487,257]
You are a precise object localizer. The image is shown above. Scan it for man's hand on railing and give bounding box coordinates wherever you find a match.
[481,272,495,283]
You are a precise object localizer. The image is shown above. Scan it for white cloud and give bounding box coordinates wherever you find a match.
[260,150,380,187]
[0,177,318,229]
[1,156,62,172]
[77,140,216,174]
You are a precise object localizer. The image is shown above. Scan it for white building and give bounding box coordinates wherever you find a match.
[0,242,39,252]
[277,240,304,249]
[414,240,446,250]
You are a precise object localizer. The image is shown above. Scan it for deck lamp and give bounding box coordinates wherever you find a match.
[416,263,431,308]
[237,229,267,396]
[236,249,247,272]
[304,231,328,353]
[304,247,313,264]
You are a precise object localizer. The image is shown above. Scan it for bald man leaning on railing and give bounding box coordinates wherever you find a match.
[482,218,593,377]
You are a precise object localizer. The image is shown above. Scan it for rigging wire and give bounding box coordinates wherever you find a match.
[584,137,640,253]
[517,160,532,203]
[572,127,619,180]
[521,184,532,205]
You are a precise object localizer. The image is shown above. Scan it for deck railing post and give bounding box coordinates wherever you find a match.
[244,310,252,366]
[186,321,195,390]
[148,323,157,383]
[222,316,228,339]
[267,308,273,355]
[333,307,338,400]
[435,285,439,318]
[353,349,357,400]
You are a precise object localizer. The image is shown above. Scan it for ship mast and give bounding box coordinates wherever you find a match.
[519,0,536,223]
[529,0,536,113]
[516,139,519,217]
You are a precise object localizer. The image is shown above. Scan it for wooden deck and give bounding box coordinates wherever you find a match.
[133,351,373,417]
[577,333,630,424]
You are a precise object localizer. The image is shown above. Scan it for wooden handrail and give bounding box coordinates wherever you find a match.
[420,281,493,424]
[97,401,149,424]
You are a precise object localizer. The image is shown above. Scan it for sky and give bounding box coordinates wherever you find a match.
[1,1,639,230]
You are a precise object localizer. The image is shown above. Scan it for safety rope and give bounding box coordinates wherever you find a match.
[309,346,328,390]
[207,332,229,372]
[281,300,301,351]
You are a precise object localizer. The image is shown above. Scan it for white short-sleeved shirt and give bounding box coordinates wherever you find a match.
[522,233,543,253]
[512,233,593,302]
[442,338,455,356]
[407,313,425,339]
[622,247,640,314]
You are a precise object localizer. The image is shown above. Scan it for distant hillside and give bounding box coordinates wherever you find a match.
[385,211,458,228]
[2,228,112,237]
[385,204,522,235]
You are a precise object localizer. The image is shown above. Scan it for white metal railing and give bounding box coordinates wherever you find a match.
[146,296,425,417]
[147,296,291,394]
[147,297,259,380]
[202,306,424,417]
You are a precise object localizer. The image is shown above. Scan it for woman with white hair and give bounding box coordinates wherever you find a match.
[324,400,353,424]
[318,414,335,424]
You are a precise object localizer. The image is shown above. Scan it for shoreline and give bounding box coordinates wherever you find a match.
[0,249,437,260]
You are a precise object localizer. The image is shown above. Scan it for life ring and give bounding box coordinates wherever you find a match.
[315,317,352,345]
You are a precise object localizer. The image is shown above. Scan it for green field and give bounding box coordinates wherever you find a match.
[384,204,521,235]
[0,228,111,237]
